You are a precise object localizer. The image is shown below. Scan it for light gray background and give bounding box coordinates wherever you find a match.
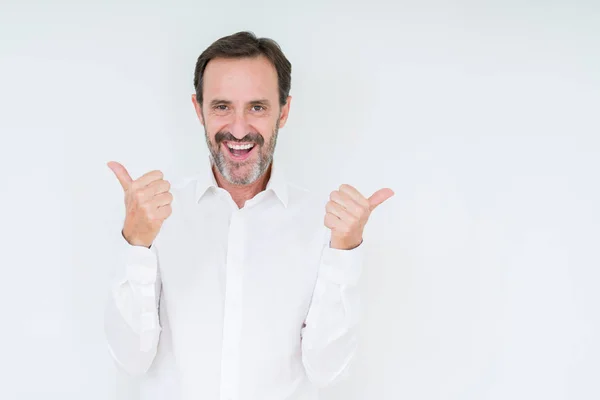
[1,0,599,399]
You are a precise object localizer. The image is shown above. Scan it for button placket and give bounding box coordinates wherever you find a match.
[220,210,244,400]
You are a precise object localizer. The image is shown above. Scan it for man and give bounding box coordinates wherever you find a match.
[105,31,393,400]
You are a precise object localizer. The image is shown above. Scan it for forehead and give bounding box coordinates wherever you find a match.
[202,55,278,102]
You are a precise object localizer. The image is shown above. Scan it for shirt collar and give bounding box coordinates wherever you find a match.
[195,157,289,208]
[195,157,219,202]
[265,158,289,208]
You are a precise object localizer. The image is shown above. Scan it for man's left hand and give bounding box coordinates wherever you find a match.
[325,184,394,250]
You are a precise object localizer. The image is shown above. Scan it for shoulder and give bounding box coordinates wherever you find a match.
[168,175,199,201]
[170,175,197,191]
[287,181,324,207]
[163,174,200,220]
[153,175,198,245]
[284,181,329,226]
[284,181,330,245]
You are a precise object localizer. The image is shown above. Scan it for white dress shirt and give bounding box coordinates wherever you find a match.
[104,161,364,400]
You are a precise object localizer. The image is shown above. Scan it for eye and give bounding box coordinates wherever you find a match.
[214,104,228,111]
[251,105,265,112]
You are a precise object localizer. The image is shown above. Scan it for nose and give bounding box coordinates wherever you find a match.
[229,110,250,140]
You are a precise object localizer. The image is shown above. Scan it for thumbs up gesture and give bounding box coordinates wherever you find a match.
[107,161,173,248]
[325,184,394,250]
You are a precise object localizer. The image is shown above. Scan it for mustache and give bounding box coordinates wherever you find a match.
[215,131,265,146]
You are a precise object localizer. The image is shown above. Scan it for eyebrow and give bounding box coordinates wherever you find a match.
[209,99,231,107]
[248,99,271,106]
[209,98,272,107]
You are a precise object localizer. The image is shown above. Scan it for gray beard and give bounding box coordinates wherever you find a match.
[205,124,279,186]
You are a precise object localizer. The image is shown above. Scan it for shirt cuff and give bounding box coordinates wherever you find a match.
[319,241,365,286]
[120,231,158,285]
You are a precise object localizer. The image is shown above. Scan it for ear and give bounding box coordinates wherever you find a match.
[278,95,292,129]
[191,94,204,126]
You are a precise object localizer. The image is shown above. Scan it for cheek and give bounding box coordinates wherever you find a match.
[253,118,277,138]
[204,128,219,147]
[205,120,225,139]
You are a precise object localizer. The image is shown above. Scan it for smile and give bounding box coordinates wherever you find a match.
[223,141,256,161]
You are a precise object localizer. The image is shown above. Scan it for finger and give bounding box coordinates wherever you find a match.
[147,179,171,195]
[326,200,356,222]
[107,161,133,191]
[132,170,164,190]
[368,188,395,210]
[136,181,170,204]
[151,192,173,208]
[338,184,369,208]
[330,190,364,217]
[324,212,352,235]
[324,212,343,230]
[155,204,173,220]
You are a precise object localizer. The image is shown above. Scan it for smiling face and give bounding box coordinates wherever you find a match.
[192,55,291,185]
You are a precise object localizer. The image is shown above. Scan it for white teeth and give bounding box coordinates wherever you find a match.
[227,143,254,150]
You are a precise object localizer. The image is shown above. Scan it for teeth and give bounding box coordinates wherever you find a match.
[227,143,254,150]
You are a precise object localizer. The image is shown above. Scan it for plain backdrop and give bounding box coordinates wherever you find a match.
[1,0,599,399]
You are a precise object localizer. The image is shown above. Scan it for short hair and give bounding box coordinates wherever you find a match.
[193,31,292,107]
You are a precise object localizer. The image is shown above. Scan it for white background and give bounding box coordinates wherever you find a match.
[1,0,599,399]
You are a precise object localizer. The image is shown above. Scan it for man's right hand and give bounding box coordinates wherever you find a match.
[107,161,173,248]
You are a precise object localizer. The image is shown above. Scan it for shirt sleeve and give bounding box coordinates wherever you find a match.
[301,226,364,388]
[104,230,162,376]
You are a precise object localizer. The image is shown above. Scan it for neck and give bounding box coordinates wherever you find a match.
[213,164,272,209]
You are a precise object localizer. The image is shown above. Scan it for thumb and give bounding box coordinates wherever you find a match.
[368,188,394,211]
[107,161,133,191]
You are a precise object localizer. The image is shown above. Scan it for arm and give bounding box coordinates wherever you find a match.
[301,182,393,387]
[300,228,364,388]
[104,162,172,376]
[104,230,162,376]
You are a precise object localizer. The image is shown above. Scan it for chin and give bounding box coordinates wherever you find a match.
[223,166,261,186]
